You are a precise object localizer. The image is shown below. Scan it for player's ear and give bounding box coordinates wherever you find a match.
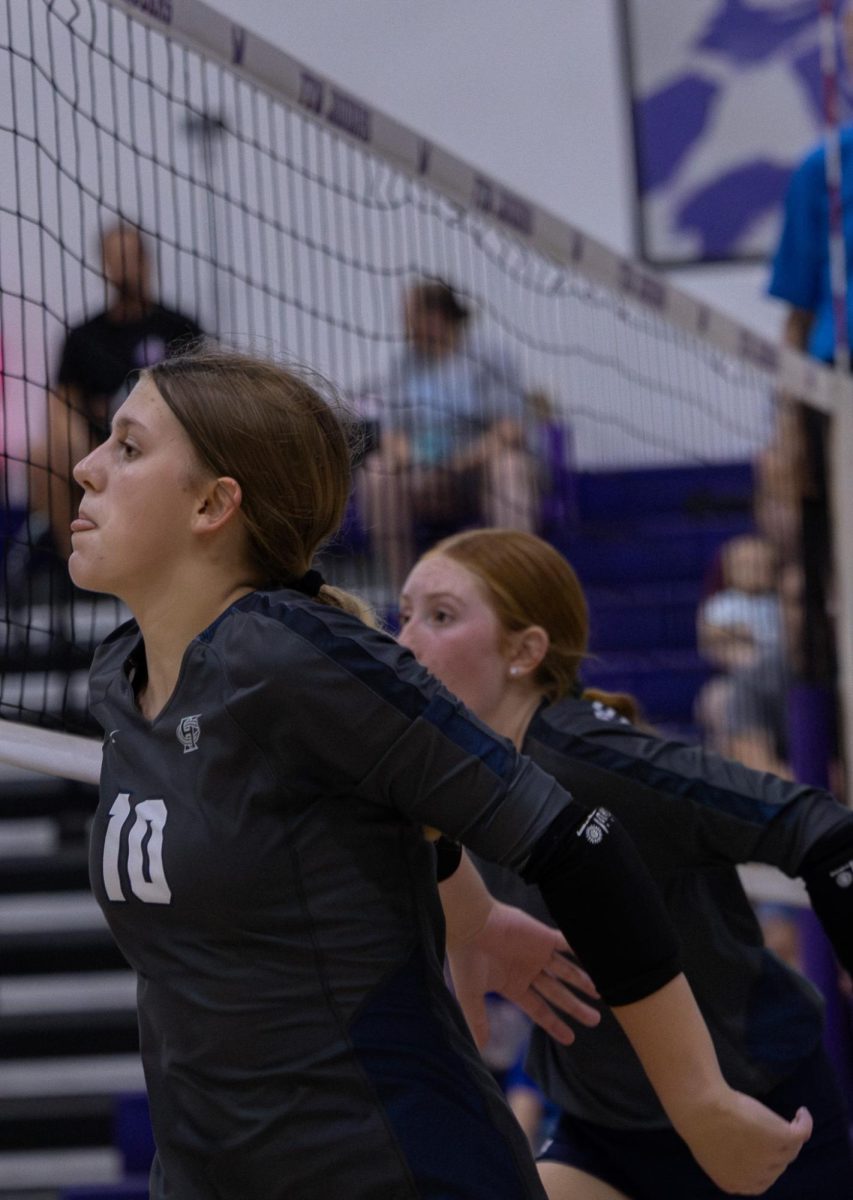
[507,625,549,678]
[194,476,243,533]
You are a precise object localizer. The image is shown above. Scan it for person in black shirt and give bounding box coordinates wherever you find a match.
[31,221,201,559]
[399,527,853,1200]
[69,345,811,1199]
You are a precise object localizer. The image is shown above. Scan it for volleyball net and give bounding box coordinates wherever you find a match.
[2,0,852,794]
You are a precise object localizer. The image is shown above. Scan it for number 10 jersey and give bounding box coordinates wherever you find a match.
[87,589,567,1199]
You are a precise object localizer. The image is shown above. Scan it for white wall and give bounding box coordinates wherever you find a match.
[202,0,789,342]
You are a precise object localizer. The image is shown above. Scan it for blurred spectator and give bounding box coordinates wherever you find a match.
[696,545,802,780]
[753,399,804,567]
[755,901,803,973]
[697,535,782,673]
[705,645,793,777]
[700,544,805,973]
[29,221,202,559]
[487,1012,554,1152]
[768,0,853,374]
[356,279,537,588]
[766,34,848,695]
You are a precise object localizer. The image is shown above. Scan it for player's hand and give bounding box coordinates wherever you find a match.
[446,900,600,1049]
[678,1087,812,1195]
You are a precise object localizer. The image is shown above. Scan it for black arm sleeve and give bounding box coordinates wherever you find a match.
[434,837,463,883]
[521,803,681,1007]
[800,823,853,974]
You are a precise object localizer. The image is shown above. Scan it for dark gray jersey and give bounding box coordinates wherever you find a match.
[87,590,572,1199]
[477,695,850,1132]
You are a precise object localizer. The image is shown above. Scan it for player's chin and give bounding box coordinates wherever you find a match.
[67,545,106,593]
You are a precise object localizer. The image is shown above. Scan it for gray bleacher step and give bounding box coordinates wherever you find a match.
[0,1145,122,1191]
[0,893,105,935]
[0,1058,143,1176]
[0,892,123,975]
[0,820,58,857]
[0,1055,144,1100]
[0,971,135,1015]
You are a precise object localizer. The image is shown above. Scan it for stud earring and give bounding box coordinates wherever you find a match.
[509,666,520,678]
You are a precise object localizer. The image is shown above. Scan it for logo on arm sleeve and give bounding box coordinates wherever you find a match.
[831,860,853,889]
[577,807,613,845]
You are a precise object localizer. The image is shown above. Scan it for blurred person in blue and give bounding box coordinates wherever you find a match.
[764,12,850,739]
[769,0,853,370]
[357,278,538,589]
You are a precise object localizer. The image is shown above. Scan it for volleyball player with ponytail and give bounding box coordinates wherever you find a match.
[70,347,808,1198]
[399,527,853,1200]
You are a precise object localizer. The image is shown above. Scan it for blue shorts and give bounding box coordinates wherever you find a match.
[538,1048,853,1199]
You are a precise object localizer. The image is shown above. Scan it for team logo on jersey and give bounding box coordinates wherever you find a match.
[830,861,853,889]
[103,728,120,746]
[176,714,202,753]
[577,807,613,845]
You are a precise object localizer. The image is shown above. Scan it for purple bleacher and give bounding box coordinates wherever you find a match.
[56,1094,154,1200]
[114,1092,155,1174]
[568,461,755,728]
[574,461,754,522]
[587,581,701,653]
[538,421,577,538]
[343,456,753,731]
[564,522,747,587]
[326,491,370,556]
[59,1183,149,1200]
[583,651,713,723]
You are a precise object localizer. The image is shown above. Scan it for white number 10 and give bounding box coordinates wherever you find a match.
[103,792,172,904]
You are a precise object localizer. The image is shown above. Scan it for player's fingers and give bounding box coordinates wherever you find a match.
[548,951,599,998]
[516,989,577,1046]
[787,1106,813,1149]
[532,974,601,1028]
[760,1106,812,1162]
[731,1107,813,1194]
